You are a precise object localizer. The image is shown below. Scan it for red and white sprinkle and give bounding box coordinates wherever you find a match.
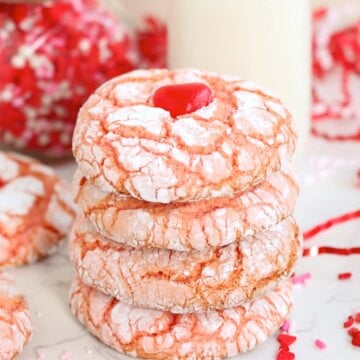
[312,5,360,142]
[0,0,137,157]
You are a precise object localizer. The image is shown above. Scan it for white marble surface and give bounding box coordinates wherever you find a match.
[8,137,360,360]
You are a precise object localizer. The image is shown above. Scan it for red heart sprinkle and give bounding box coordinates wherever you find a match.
[344,316,355,328]
[153,82,212,117]
[276,350,295,360]
[277,334,297,346]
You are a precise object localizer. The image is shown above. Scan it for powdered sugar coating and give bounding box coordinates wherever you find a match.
[73,69,297,203]
[70,278,292,359]
[73,165,298,251]
[0,271,32,359]
[0,152,76,267]
[69,216,300,313]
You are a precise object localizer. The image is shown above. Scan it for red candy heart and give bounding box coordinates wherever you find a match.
[153,82,212,117]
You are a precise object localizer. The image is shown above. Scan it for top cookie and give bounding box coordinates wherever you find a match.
[73,69,297,203]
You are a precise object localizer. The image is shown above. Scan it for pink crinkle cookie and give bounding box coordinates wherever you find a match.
[69,216,300,313]
[70,277,293,359]
[73,164,298,251]
[73,69,297,203]
[0,272,32,359]
[0,151,76,267]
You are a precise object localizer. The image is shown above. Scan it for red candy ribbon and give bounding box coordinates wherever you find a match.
[303,209,360,256]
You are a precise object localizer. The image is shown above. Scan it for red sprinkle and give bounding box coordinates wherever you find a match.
[338,272,352,280]
[355,313,360,323]
[344,316,355,328]
[276,330,296,360]
[348,327,359,336]
[291,272,311,285]
[281,320,291,333]
[276,350,295,360]
[313,7,328,20]
[153,83,213,117]
[351,332,360,347]
[277,334,297,347]
[315,339,327,350]
[137,16,167,68]
[344,313,360,348]
[303,210,360,241]
[303,246,360,257]
[303,209,360,257]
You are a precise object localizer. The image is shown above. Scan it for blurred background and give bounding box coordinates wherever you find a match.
[1,0,359,159]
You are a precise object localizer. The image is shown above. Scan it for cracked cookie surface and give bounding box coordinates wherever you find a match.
[0,272,32,359]
[69,216,301,313]
[70,277,292,359]
[73,164,298,251]
[0,152,76,267]
[73,69,297,203]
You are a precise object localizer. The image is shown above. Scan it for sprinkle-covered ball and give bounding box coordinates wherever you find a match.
[0,0,137,156]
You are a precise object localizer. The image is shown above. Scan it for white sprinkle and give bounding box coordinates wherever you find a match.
[19,17,36,31]
[85,346,92,355]
[4,20,15,32]
[38,134,50,146]
[60,133,71,145]
[79,39,91,53]
[11,55,26,69]
[54,106,67,118]
[19,45,33,57]
[0,89,13,102]
[24,107,37,120]
[42,95,53,107]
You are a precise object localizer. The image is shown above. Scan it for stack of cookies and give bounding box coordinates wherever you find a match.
[69,69,301,359]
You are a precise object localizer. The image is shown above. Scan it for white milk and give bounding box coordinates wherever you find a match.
[169,0,311,156]
[119,0,168,26]
[313,0,354,6]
